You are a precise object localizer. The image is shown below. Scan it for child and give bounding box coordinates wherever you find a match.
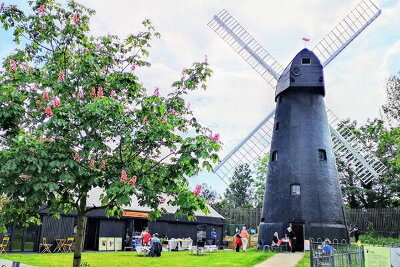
[234,232,242,252]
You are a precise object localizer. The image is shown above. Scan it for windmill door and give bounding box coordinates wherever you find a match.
[291,223,304,251]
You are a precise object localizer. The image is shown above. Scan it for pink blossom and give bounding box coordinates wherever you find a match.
[97,87,104,98]
[52,96,60,108]
[90,87,96,98]
[1,3,5,10]
[204,54,208,63]
[162,116,168,124]
[142,116,148,125]
[37,4,46,14]
[45,106,53,117]
[193,184,202,196]
[35,99,41,105]
[71,13,79,25]
[20,63,29,72]
[110,90,117,98]
[153,87,160,97]
[212,133,220,142]
[131,64,136,72]
[181,68,186,76]
[128,176,137,186]
[89,159,95,169]
[58,70,65,81]
[9,59,16,72]
[186,102,191,109]
[170,109,178,115]
[160,198,166,204]
[120,170,128,183]
[100,68,106,73]
[100,160,106,170]
[32,85,38,92]
[73,152,80,162]
[78,90,84,99]
[42,91,49,101]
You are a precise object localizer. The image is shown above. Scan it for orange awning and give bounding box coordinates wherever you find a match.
[122,211,149,218]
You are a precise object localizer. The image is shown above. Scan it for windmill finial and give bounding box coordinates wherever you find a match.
[302,37,310,47]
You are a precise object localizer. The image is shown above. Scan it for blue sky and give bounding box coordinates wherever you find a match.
[1,0,399,195]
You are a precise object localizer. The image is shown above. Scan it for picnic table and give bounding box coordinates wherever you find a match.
[168,239,192,251]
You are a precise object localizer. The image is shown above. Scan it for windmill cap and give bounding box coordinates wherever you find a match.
[275,48,325,99]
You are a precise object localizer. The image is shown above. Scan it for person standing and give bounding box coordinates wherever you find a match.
[353,225,360,243]
[211,228,217,245]
[240,226,249,252]
[234,232,242,252]
[287,227,297,253]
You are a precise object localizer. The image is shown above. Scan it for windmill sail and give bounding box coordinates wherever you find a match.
[214,109,275,181]
[326,109,386,184]
[313,0,381,68]
[208,10,284,88]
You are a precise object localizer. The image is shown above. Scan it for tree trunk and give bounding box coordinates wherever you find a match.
[73,196,87,267]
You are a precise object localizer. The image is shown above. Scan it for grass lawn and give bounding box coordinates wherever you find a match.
[0,249,275,267]
[365,245,390,267]
[295,251,310,267]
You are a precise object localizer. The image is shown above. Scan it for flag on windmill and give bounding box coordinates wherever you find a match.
[302,37,310,42]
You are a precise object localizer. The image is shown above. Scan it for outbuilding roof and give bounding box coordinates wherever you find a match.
[87,187,224,219]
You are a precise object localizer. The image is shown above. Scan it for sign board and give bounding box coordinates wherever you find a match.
[99,237,107,251]
[391,247,400,267]
[122,211,149,218]
[115,237,122,251]
[304,240,310,251]
[107,237,115,251]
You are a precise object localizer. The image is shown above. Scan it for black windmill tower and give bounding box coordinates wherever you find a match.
[208,0,386,246]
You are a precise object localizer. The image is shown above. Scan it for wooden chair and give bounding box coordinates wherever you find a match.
[0,236,10,254]
[63,237,74,252]
[41,237,52,253]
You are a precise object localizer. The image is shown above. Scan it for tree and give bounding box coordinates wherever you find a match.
[336,72,400,208]
[253,154,268,208]
[200,183,218,204]
[223,164,255,208]
[0,1,220,266]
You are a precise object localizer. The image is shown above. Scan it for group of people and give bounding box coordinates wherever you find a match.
[270,227,297,252]
[234,226,249,252]
[139,227,162,257]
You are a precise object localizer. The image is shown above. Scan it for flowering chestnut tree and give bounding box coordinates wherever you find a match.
[0,1,220,266]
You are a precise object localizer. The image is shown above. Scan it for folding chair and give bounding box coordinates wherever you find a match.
[41,237,52,253]
[63,237,74,252]
[0,236,10,254]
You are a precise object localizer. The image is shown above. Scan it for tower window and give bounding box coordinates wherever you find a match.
[272,151,278,161]
[302,58,311,64]
[291,184,301,195]
[318,149,327,161]
[275,122,280,131]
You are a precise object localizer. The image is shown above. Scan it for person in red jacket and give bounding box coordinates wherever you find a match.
[234,232,242,252]
[142,228,152,246]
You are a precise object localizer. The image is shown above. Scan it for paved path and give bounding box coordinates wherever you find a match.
[254,252,304,267]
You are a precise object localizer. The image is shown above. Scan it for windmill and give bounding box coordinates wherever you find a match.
[208,0,386,243]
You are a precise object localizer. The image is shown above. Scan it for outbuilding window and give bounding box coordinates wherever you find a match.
[291,184,301,196]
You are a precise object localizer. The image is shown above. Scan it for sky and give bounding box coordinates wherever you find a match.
[1,0,399,195]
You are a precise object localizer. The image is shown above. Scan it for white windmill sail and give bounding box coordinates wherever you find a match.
[327,109,386,184]
[312,0,381,67]
[207,10,284,88]
[214,109,275,182]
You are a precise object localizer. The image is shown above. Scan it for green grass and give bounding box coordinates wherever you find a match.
[295,251,310,267]
[365,245,390,267]
[0,248,275,267]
